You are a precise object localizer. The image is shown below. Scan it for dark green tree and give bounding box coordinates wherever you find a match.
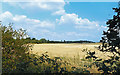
[64,40,66,43]
[32,38,36,40]
[86,3,120,74]
[26,37,31,40]
[40,38,47,43]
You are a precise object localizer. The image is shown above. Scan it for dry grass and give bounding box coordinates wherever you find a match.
[30,43,113,73]
[31,43,111,59]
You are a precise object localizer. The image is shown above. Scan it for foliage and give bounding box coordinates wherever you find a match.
[20,52,69,73]
[2,24,30,73]
[25,51,90,74]
[2,24,90,74]
[85,6,120,74]
[24,38,94,44]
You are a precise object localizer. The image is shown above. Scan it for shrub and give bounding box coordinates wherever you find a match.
[2,24,31,73]
[85,5,120,74]
[2,24,90,74]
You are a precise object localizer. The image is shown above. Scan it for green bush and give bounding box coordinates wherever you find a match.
[2,24,30,73]
[2,24,90,74]
[85,6,120,74]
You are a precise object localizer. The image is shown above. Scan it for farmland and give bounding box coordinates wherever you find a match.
[30,43,113,73]
[31,43,112,59]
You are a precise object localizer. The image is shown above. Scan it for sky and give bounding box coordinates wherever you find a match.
[0,0,119,42]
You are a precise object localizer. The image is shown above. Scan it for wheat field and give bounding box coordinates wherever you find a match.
[31,43,112,59]
[30,43,113,73]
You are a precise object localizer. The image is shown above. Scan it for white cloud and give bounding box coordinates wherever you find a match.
[66,32,89,37]
[20,2,65,10]
[3,0,118,2]
[0,11,13,22]
[0,11,55,29]
[55,13,107,41]
[56,13,104,30]
[3,0,65,2]
[30,29,91,41]
[4,0,66,15]
[0,11,106,41]
[1,11,56,40]
[1,1,107,42]
[52,9,66,15]
[56,13,78,24]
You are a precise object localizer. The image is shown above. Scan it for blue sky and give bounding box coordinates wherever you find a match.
[0,1,118,42]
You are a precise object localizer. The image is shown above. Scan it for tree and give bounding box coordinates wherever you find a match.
[0,21,2,74]
[64,40,66,43]
[40,38,47,43]
[2,24,31,73]
[26,37,31,40]
[85,4,120,74]
[32,38,36,40]
[1,24,90,74]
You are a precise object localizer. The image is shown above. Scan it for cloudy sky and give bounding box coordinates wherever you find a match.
[0,0,119,42]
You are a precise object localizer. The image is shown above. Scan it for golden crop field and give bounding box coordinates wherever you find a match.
[31,43,112,59]
[29,43,113,73]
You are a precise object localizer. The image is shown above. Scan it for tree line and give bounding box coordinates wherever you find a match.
[25,37,95,44]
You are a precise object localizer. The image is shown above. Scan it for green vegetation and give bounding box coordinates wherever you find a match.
[2,25,30,73]
[2,3,120,74]
[2,24,90,74]
[25,37,94,44]
[85,6,120,74]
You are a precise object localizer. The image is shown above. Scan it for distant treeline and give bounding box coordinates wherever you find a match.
[24,37,95,44]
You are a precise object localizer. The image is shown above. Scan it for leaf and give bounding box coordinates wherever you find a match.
[33,62,38,65]
[104,59,111,63]
[92,56,98,59]
[115,56,119,60]
[96,59,102,61]
[98,68,102,71]
[86,56,91,59]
